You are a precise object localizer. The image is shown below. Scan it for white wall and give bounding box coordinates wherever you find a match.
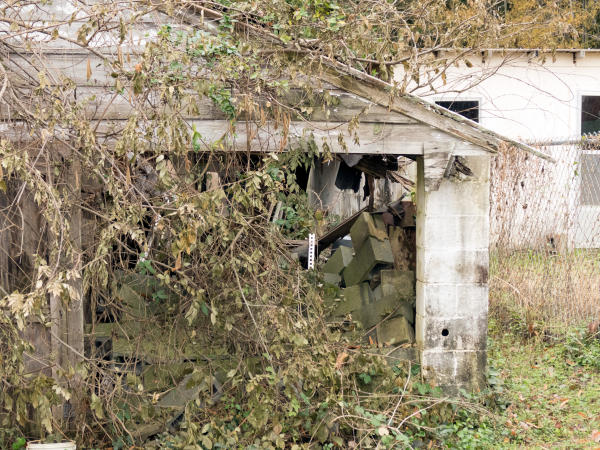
[398,51,600,249]
[408,51,600,143]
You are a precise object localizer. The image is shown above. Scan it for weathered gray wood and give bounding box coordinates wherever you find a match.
[22,321,52,376]
[423,143,454,192]
[284,90,417,124]
[0,192,10,295]
[317,206,369,251]
[1,118,486,155]
[0,119,434,154]
[66,157,85,420]
[5,51,130,88]
[319,65,555,161]
[1,77,417,124]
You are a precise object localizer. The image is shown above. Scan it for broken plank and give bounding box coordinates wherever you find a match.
[317,206,369,251]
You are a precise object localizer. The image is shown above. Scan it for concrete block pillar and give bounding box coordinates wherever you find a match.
[415,154,490,392]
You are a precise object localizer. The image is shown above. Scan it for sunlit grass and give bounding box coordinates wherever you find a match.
[490,250,600,327]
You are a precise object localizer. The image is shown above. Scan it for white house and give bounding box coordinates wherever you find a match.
[403,49,600,250]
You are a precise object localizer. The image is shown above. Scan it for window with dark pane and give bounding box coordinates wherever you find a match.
[435,100,479,123]
[580,96,600,206]
[581,95,600,135]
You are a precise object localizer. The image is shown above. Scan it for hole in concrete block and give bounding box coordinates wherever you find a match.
[441,328,449,337]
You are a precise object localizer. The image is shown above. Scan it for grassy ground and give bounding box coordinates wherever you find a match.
[483,251,600,448]
[490,250,600,324]
[487,329,600,448]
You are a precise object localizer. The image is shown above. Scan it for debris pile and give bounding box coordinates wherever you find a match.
[322,210,416,346]
[85,273,230,440]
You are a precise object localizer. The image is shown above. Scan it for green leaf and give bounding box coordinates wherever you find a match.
[12,437,26,450]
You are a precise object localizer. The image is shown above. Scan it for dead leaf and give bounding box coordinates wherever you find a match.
[135,63,142,73]
[173,252,182,271]
[335,352,348,370]
[591,430,600,443]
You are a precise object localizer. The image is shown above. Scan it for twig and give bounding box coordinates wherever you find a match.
[234,268,271,360]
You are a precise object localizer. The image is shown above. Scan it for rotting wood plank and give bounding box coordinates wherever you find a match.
[3,2,554,162]
[47,153,66,422]
[317,206,369,251]
[0,86,417,124]
[1,120,439,155]
[318,65,555,162]
[66,158,85,418]
[4,52,136,88]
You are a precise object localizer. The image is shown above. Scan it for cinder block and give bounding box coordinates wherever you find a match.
[372,285,382,301]
[417,215,489,251]
[377,316,415,346]
[378,346,418,364]
[416,315,487,351]
[376,296,414,325]
[456,284,489,317]
[417,216,458,250]
[419,176,490,218]
[372,214,387,232]
[416,282,456,317]
[343,237,394,286]
[335,282,371,316]
[322,246,354,274]
[350,212,388,249]
[357,296,414,329]
[416,248,489,284]
[323,272,342,285]
[116,284,151,318]
[418,282,488,318]
[380,269,415,300]
[421,350,486,392]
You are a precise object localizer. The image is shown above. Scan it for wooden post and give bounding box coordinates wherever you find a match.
[66,157,85,424]
[47,154,85,426]
[47,153,66,424]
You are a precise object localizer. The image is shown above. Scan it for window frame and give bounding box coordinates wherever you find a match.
[433,97,482,124]
[578,91,600,137]
[578,92,600,206]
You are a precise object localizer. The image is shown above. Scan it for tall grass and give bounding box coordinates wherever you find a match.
[490,250,600,329]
